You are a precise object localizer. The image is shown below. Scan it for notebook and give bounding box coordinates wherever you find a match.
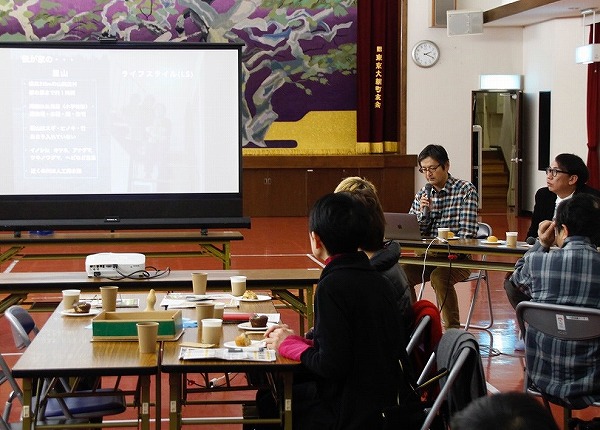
[383,213,424,240]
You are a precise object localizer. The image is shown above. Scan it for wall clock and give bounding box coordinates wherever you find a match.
[411,40,440,68]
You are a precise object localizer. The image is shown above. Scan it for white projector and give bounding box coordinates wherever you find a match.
[86,252,146,278]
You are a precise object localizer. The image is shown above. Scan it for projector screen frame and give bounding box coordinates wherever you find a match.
[0,40,249,232]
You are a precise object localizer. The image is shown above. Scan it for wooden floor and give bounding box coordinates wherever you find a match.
[0,211,596,429]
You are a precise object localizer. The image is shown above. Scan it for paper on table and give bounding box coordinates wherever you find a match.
[178,347,276,362]
[160,293,234,309]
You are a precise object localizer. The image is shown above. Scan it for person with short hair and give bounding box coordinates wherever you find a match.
[526,153,600,239]
[450,392,559,430]
[335,176,413,333]
[264,192,411,429]
[402,144,479,329]
[509,193,600,408]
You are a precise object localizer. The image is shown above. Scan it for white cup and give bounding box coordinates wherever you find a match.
[137,322,159,354]
[192,272,208,295]
[506,231,518,248]
[62,289,81,310]
[438,228,450,240]
[201,318,223,346]
[230,276,247,297]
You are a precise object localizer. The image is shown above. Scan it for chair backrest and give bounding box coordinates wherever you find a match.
[516,301,600,341]
[422,329,486,429]
[475,222,492,239]
[4,306,39,349]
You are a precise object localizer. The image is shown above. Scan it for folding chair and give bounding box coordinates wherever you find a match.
[3,307,127,424]
[420,329,486,430]
[4,306,39,349]
[462,222,494,330]
[516,301,600,429]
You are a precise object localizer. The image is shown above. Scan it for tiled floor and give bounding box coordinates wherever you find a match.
[0,212,596,429]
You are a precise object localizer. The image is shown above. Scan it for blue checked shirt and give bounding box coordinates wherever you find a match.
[409,175,478,238]
[511,237,600,407]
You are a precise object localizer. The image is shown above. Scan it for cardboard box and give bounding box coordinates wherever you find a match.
[92,310,183,341]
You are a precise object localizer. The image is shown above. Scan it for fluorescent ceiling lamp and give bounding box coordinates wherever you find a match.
[575,44,600,64]
[479,74,522,90]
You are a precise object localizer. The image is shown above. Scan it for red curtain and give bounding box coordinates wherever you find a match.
[356,0,400,154]
[586,23,600,188]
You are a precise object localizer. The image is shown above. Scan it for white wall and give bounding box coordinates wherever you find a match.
[522,18,589,209]
[407,0,589,212]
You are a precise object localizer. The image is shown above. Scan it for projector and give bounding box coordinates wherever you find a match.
[86,252,146,277]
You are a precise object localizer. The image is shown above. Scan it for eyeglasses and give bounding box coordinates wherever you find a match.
[419,164,441,174]
[545,167,570,178]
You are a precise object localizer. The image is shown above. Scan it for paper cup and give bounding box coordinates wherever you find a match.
[192,272,208,295]
[100,286,119,312]
[506,231,518,248]
[137,322,159,354]
[438,228,450,240]
[201,318,223,346]
[196,302,215,322]
[213,303,225,319]
[230,276,247,297]
[62,289,81,310]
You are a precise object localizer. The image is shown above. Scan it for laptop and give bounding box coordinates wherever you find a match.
[383,213,424,240]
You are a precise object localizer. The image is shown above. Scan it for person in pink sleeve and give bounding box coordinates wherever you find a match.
[263,192,411,429]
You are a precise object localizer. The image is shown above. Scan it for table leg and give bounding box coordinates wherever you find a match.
[282,372,293,430]
[198,242,231,269]
[155,367,161,430]
[168,373,182,430]
[223,242,231,269]
[140,375,150,430]
[21,378,33,430]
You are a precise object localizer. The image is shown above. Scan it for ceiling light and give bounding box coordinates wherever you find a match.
[576,9,599,64]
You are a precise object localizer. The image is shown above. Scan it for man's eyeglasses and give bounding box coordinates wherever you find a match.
[545,167,570,178]
[419,164,441,174]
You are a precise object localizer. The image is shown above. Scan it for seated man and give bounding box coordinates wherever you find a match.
[509,193,600,408]
[526,153,600,239]
[402,144,478,329]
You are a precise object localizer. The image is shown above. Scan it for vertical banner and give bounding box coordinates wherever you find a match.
[357,0,400,154]
[587,24,600,188]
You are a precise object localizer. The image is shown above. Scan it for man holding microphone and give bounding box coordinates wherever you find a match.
[402,144,479,329]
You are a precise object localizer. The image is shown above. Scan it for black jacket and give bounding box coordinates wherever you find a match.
[527,185,600,238]
[301,251,409,429]
[370,241,413,335]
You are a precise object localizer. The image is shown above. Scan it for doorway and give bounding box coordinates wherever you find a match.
[472,90,523,213]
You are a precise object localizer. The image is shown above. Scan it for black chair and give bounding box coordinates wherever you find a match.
[516,301,600,429]
[4,306,39,350]
[3,306,127,425]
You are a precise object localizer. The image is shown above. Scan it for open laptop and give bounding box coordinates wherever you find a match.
[383,212,424,240]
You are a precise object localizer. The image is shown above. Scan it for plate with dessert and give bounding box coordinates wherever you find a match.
[237,291,272,302]
[237,321,277,331]
[480,239,506,245]
[224,334,266,350]
[61,302,101,317]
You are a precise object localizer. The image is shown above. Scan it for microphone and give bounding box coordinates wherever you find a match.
[526,236,536,245]
[422,184,433,218]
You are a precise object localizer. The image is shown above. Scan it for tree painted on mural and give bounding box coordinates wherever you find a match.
[0,0,356,147]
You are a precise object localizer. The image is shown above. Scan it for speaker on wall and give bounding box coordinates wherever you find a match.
[431,0,456,28]
[538,91,551,171]
[447,10,484,36]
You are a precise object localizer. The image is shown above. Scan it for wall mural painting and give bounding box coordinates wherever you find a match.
[0,0,357,155]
